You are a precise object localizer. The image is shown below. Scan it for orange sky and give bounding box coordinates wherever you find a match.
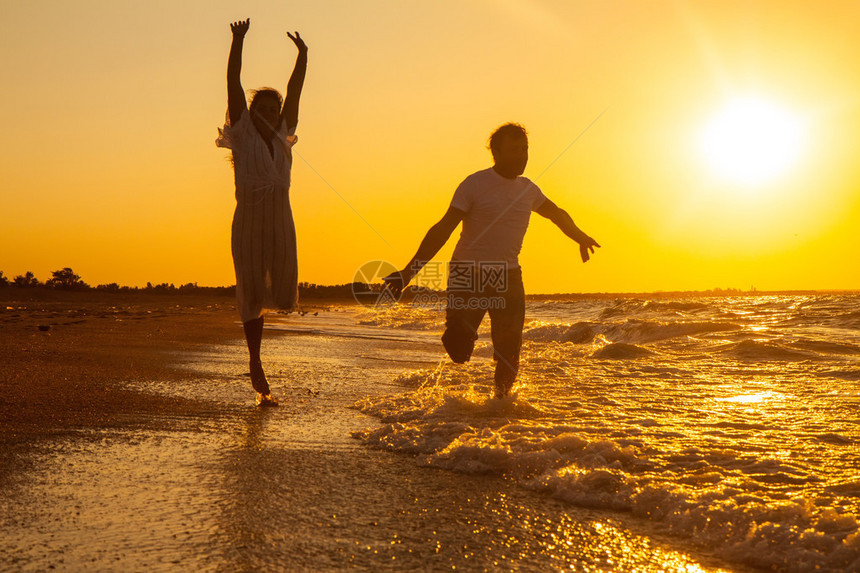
[2,0,859,293]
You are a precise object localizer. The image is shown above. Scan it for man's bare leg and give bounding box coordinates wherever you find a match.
[493,357,517,399]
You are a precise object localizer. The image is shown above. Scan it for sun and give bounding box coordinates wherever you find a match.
[699,96,806,187]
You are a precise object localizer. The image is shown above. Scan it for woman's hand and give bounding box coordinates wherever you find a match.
[231,19,250,38]
[287,31,308,53]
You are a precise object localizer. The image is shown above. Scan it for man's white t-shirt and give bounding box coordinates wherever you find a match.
[449,167,547,270]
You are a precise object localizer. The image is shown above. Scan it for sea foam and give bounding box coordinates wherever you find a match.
[353,294,860,572]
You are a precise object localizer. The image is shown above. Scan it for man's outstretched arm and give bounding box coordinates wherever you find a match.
[535,199,600,262]
[384,206,465,297]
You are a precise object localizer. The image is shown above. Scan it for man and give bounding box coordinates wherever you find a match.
[384,123,599,399]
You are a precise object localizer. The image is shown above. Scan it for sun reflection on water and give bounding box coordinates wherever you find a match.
[354,294,860,571]
[716,392,774,404]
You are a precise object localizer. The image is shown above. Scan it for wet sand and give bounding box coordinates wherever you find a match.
[0,292,745,571]
[0,291,239,444]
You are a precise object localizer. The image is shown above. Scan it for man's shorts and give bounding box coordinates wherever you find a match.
[441,267,525,367]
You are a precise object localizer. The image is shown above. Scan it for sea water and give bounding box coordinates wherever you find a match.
[352,294,860,572]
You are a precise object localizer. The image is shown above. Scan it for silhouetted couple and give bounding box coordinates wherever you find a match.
[218,19,598,404]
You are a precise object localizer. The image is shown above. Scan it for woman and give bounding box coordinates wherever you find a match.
[216,19,307,406]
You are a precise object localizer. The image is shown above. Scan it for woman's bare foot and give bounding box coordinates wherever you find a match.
[249,360,270,394]
[255,392,279,407]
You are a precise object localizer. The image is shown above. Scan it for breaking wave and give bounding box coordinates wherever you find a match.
[353,294,860,572]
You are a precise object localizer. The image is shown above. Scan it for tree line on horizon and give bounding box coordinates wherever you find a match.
[0,267,234,294]
[0,268,379,299]
[2,268,91,290]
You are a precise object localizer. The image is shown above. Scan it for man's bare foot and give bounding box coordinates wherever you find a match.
[494,378,514,399]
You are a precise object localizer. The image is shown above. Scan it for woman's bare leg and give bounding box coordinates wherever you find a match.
[243,316,270,394]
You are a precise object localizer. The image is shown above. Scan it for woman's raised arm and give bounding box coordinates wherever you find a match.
[227,19,250,126]
[282,31,308,131]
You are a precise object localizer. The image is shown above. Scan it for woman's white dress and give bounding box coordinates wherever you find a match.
[216,109,298,322]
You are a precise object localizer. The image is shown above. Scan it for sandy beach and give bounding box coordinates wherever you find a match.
[1,291,748,571]
[0,291,238,446]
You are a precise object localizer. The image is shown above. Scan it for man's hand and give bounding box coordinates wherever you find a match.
[288,31,308,53]
[382,271,407,299]
[579,236,600,263]
[231,19,250,37]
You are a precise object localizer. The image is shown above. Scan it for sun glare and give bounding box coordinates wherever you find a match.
[699,97,806,187]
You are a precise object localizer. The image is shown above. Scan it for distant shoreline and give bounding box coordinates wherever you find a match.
[525,288,860,300]
[2,286,857,308]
